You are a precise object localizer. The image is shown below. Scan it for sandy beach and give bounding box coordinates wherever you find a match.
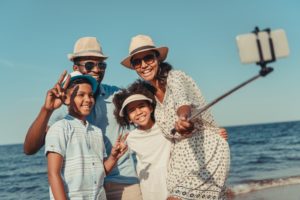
[230,184,300,200]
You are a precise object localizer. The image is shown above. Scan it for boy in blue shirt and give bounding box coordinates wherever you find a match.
[45,75,128,200]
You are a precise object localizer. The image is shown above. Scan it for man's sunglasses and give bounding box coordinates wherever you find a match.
[77,62,107,71]
[131,54,156,69]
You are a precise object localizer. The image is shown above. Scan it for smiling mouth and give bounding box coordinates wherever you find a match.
[141,68,152,76]
[136,115,147,123]
[82,105,92,110]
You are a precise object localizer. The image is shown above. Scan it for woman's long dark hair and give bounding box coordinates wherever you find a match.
[154,51,173,88]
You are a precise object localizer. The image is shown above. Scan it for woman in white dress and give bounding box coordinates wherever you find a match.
[120,35,230,200]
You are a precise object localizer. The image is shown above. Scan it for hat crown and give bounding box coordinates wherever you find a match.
[129,35,156,55]
[73,37,103,54]
[121,34,168,69]
[68,37,108,61]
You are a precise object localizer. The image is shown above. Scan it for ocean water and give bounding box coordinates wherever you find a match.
[0,120,300,199]
[227,120,300,196]
[0,144,48,200]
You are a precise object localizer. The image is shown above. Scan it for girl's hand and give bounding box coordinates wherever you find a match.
[110,133,128,159]
[219,128,228,140]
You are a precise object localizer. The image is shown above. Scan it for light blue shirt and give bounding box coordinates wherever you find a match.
[45,115,107,200]
[49,84,138,184]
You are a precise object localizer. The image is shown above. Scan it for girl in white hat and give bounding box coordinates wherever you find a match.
[113,80,171,200]
[121,35,230,200]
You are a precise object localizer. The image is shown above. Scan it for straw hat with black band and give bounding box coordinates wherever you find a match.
[121,35,169,69]
[68,37,108,61]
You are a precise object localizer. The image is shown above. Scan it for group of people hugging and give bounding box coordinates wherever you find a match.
[24,34,230,200]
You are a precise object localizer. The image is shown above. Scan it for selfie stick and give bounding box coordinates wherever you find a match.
[171,27,275,134]
[190,27,275,120]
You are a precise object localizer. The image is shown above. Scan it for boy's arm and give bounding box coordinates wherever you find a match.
[47,152,67,200]
[23,71,70,155]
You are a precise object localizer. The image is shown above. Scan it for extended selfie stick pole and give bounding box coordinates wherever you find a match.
[188,68,272,121]
[171,27,275,134]
[190,27,275,120]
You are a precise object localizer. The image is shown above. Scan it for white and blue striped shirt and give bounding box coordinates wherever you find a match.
[45,114,107,200]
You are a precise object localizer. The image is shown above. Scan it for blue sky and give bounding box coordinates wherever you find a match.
[1,0,299,145]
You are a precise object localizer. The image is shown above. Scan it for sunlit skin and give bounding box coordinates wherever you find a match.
[131,51,159,85]
[125,100,154,130]
[73,56,106,83]
[66,83,95,121]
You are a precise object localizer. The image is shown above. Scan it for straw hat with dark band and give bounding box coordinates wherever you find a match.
[121,35,169,69]
[68,37,108,61]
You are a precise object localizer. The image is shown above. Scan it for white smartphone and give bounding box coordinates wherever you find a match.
[236,29,289,64]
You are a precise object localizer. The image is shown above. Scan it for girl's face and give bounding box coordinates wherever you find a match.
[125,100,154,130]
[131,51,159,82]
[68,83,95,120]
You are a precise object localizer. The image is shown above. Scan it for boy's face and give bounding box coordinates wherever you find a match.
[126,100,154,130]
[67,83,95,120]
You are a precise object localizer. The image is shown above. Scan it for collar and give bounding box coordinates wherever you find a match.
[66,114,90,127]
[98,84,106,96]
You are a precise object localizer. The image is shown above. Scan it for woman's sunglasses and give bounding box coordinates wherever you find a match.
[77,62,107,71]
[131,54,156,69]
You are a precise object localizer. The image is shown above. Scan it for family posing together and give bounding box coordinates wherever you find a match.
[23,35,230,200]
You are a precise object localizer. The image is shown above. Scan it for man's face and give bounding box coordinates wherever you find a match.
[73,56,107,83]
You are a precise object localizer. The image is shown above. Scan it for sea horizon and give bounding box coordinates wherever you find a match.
[1,119,299,146]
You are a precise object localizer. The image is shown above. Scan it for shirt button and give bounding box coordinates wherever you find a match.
[94,181,97,184]
[92,162,95,165]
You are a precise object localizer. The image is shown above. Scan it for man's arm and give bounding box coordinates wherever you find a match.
[23,107,53,155]
[23,71,70,155]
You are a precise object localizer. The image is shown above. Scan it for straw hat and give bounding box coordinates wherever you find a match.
[121,35,169,69]
[68,37,108,61]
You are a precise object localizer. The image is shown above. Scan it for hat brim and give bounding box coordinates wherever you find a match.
[119,94,153,117]
[69,75,99,94]
[68,52,108,61]
[121,47,168,69]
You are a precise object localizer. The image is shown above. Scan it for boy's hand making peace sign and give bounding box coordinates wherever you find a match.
[43,71,70,112]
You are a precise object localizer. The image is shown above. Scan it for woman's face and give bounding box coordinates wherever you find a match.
[131,51,159,82]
